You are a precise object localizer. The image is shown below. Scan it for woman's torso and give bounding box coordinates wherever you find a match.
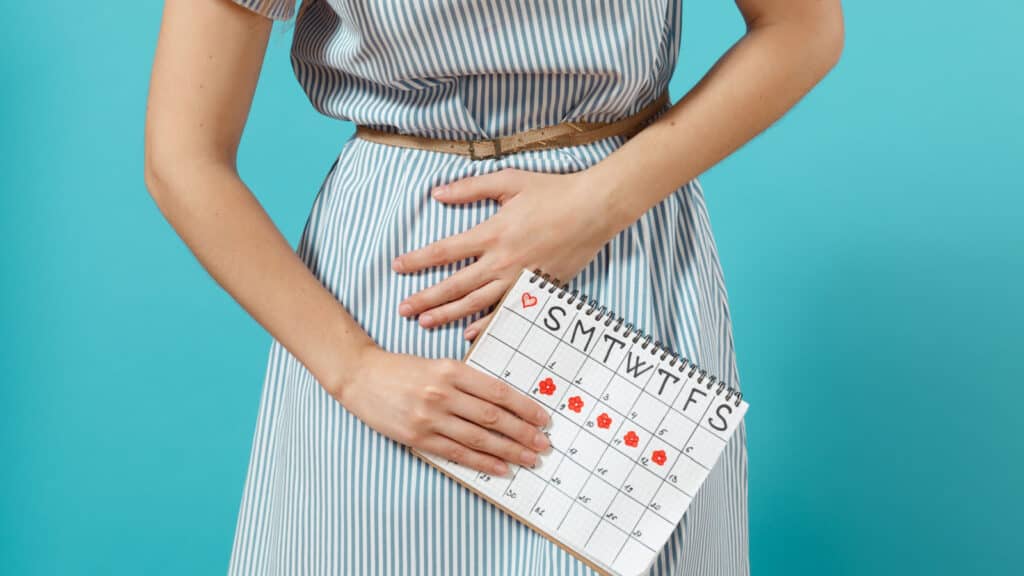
[290,0,681,139]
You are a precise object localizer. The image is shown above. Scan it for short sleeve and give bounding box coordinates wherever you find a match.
[230,0,297,21]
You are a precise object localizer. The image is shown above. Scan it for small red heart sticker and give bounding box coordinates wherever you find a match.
[521,292,538,308]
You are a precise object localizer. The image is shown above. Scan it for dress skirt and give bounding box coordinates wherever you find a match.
[227,130,749,575]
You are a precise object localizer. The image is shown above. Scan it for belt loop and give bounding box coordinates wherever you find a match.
[469,137,502,161]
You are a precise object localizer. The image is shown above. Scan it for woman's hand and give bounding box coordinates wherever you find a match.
[328,343,552,476]
[391,168,618,340]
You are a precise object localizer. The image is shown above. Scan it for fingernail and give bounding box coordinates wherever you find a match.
[392,258,403,272]
[494,461,509,476]
[433,184,449,198]
[398,302,412,316]
[520,450,537,467]
[534,432,550,451]
[419,313,433,326]
[537,410,550,427]
[464,327,478,340]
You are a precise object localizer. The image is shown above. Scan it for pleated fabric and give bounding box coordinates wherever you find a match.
[227,1,748,574]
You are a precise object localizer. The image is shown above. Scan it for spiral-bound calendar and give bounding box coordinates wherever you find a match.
[410,268,749,576]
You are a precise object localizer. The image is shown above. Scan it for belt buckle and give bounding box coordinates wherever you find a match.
[468,137,502,160]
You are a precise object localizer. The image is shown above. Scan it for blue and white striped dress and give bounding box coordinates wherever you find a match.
[228,1,748,574]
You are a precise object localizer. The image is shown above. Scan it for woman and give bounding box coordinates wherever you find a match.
[144,0,843,574]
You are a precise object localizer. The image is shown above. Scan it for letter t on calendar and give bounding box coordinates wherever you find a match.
[414,268,749,576]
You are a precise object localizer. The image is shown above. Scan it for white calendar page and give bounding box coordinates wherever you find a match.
[414,269,749,576]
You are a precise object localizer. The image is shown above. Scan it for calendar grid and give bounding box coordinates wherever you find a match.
[423,270,748,576]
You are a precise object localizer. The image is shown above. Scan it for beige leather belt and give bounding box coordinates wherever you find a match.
[353,90,670,160]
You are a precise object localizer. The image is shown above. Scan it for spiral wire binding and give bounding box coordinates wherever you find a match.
[529,269,742,406]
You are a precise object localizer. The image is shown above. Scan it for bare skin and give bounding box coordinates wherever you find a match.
[144,0,842,474]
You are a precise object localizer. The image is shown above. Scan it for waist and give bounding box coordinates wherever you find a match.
[352,89,670,161]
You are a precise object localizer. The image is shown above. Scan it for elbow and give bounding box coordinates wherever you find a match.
[143,149,166,203]
[815,0,846,74]
[143,133,176,206]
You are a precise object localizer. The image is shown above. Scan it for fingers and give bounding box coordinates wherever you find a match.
[448,388,551,454]
[418,433,511,476]
[464,310,496,341]
[414,280,507,329]
[434,416,540,469]
[392,227,482,274]
[431,168,523,205]
[454,369,550,428]
[397,263,488,323]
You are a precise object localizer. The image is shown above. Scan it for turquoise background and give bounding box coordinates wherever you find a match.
[2,1,1021,574]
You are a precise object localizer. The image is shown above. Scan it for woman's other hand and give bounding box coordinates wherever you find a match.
[327,344,552,476]
[391,168,615,339]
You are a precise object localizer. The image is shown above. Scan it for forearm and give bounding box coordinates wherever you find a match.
[145,161,373,393]
[586,6,845,235]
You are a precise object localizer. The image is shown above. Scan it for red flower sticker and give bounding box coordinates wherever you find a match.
[624,430,640,448]
[538,377,556,396]
[596,412,612,429]
[567,396,584,413]
[521,292,538,308]
[651,449,667,466]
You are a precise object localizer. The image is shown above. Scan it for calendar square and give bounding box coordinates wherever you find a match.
[486,308,532,349]
[618,346,662,388]
[600,375,642,416]
[584,520,629,567]
[472,468,513,499]
[573,357,615,397]
[673,374,715,422]
[555,385,597,425]
[563,309,606,356]
[500,469,548,514]
[583,403,624,443]
[544,411,579,450]
[602,490,646,534]
[502,352,543,393]
[626,391,670,435]
[667,453,709,497]
[543,341,587,383]
[536,295,576,340]
[508,274,552,323]
[549,456,589,499]
[469,334,515,376]
[612,421,651,460]
[613,538,658,576]
[565,428,606,470]
[632,508,676,550]
[637,436,680,479]
[576,474,618,516]
[621,464,661,505]
[654,408,699,447]
[518,325,560,367]
[703,395,747,440]
[528,370,570,409]
[649,481,691,524]
[529,486,573,531]
[594,447,633,488]
[559,503,601,549]
[530,447,564,481]
[682,426,728,469]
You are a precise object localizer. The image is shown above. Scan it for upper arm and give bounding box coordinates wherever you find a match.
[734,0,845,63]
[144,0,280,180]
